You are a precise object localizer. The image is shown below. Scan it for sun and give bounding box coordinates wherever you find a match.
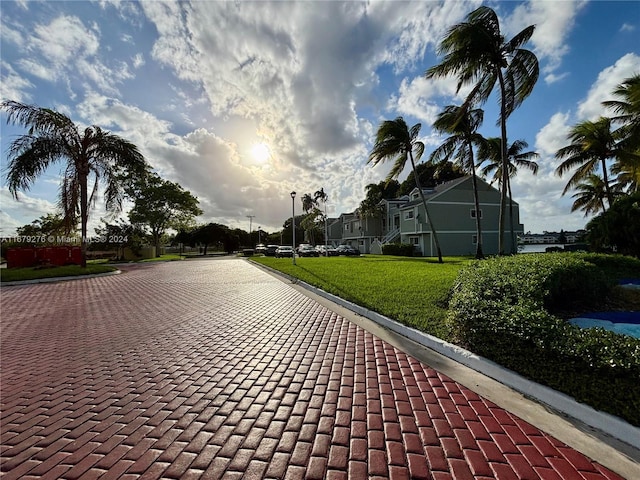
[251,142,271,164]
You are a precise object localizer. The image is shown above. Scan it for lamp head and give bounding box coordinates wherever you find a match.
[290,191,296,199]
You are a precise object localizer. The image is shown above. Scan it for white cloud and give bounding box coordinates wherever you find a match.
[0,61,34,102]
[506,0,587,82]
[620,23,635,33]
[577,53,640,120]
[0,187,58,236]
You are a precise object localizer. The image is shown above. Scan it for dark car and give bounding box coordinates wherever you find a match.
[264,245,279,256]
[336,245,360,256]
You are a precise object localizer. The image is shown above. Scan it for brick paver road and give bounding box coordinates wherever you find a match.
[0,258,628,479]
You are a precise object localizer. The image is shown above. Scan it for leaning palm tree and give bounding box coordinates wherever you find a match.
[368,117,443,263]
[429,105,485,258]
[2,100,147,267]
[555,117,630,208]
[611,147,640,192]
[426,6,539,254]
[477,137,538,251]
[570,174,617,217]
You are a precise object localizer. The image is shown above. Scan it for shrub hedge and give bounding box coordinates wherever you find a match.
[382,243,415,257]
[447,253,640,426]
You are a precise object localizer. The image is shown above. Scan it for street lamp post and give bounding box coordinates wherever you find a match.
[290,191,296,265]
[246,215,255,247]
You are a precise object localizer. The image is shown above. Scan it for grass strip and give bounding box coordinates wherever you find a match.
[252,255,468,339]
[1,264,118,282]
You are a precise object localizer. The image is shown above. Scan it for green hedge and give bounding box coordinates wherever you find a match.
[382,243,415,257]
[447,253,640,426]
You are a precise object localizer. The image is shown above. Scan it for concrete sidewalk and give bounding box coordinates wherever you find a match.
[1,258,636,479]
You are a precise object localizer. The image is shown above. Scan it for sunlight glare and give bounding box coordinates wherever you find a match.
[251,143,271,164]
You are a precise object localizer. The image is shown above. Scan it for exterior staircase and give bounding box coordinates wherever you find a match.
[381,228,400,244]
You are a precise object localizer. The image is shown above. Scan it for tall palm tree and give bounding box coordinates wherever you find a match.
[300,193,317,244]
[426,6,539,254]
[570,174,615,217]
[429,105,485,258]
[477,137,538,251]
[2,100,147,267]
[555,117,628,208]
[368,117,443,263]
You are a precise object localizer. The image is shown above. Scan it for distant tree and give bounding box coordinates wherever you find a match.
[585,191,640,257]
[314,188,329,249]
[2,100,147,267]
[477,137,539,253]
[369,117,443,263]
[558,230,567,244]
[128,173,203,257]
[191,223,229,254]
[93,219,146,260]
[16,213,67,238]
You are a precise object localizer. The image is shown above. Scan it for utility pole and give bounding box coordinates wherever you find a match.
[246,215,255,246]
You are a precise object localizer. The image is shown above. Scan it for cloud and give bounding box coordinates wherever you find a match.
[620,23,635,33]
[0,61,34,102]
[506,0,587,82]
[577,53,640,120]
[0,186,58,236]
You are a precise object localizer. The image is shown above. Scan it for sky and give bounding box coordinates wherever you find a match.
[1,0,639,238]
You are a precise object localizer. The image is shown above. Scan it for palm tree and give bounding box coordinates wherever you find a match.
[430,105,485,258]
[602,74,640,151]
[368,117,443,263]
[555,117,628,208]
[477,137,538,251]
[426,6,539,254]
[301,193,317,244]
[570,174,617,217]
[2,100,147,267]
[314,188,329,252]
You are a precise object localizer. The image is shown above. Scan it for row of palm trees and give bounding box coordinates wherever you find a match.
[369,6,540,261]
[368,6,638,261]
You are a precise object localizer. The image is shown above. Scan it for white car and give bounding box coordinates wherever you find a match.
[275,246,295,258]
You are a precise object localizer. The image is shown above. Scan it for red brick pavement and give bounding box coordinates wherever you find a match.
[0,259,627,479]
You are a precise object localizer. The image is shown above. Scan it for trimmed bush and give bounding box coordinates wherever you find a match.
[382,243,415,257]
[447,253,640,426]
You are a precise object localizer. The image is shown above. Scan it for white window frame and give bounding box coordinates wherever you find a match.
[404,210,414,220]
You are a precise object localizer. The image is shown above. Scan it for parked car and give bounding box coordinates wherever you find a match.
[275,246,295,258]
[298,244,319,257]
[315,245,338,256]
[255,244,267,255]
[336,245,360,256]
[264,245,279,256]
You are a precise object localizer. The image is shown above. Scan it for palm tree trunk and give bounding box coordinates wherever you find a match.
[80,170,88,268]
[467,140,484,259]
[601,158,614,208]
[497,70,509,256]
[409,152,443,263]
[508,177,516,254]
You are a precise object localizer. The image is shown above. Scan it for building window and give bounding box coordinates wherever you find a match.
[472,235,478,245]
[344,224,350,232]
[471,209,482,219]
[404,210,414,220]
[410,236,419,245]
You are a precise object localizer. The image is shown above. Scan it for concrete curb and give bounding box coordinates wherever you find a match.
[250,261,639,451]
[1,269,121,287]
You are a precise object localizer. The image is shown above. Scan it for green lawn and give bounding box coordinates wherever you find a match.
[1,264,118,282]
[252,255,469,339]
